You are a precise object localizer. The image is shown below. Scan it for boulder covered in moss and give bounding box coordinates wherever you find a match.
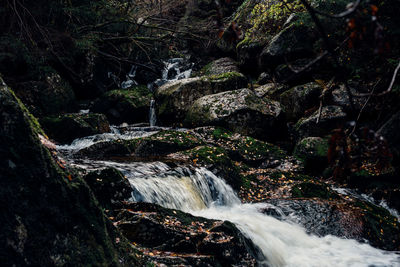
[259,24,316,69]
[41,113,110,144]
[184,146,243,190]
[78,130,203,159]
[83,168,132,210]
[295,105,347,139]
[254,83,288,101]
[0,76,140,266]
[200,57,240,76]
[92,85,152,124]
[185,88,285,141]
[279,82,322,121]
[114,202,260,266]
[293,137,329,173]
[155,72,247,125]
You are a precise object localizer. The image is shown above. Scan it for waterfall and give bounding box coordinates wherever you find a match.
[56,130,400,267]
[149,99,157,127]
[124,162,400,267]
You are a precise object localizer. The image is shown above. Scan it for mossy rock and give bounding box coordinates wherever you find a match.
[155,72,247,125]
[115,202,258,266]
[291,182,339,200]
[295,105,347,139]
[92,85,152,124]
[354,200,400,251]
[185,88,285,141]
[184,146,243,191]
[294,137,329,174]
[0,76,140,266]
[199,58,240,76]
[78,130,203,159]
[279,82,322,121]
[41,113,110,144]
[259,23,316,69]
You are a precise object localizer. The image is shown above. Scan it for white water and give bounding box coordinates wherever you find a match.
[57,129,400,266]
[149,99,157,127]
[332,187,400,221]
[56,125,164,150]
[125,163,400,267]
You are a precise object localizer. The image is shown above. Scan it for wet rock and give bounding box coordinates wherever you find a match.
[191,127,287,165]
[114,202,260,266]
[83,168,132,209]
[41,113,110,144]
[254,83,288,101]
[0,76,140,266]
[185,88,285,141]
[256,72,271,85]
[201,57,240,76]
[78,130,203,159]
[259,24,316,69]
[331,84,369,112]
[293,137,329,174]
[155,72,248,125]
[279,82,322,121]
[92,85,152,124]
[295,105,347,138]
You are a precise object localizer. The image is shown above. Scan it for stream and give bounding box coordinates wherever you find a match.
[57,126,400,267]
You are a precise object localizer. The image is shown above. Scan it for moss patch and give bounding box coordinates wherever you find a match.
[291,182,339,200]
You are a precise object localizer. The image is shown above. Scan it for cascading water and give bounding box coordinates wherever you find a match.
[123,161,400,267]
[149,99,157,127]
[57,129,400,267]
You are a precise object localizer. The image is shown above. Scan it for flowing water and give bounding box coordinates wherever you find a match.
[58,128,400,267]
[149,99,157,127]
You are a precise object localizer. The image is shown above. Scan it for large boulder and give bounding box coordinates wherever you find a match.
[78,130,204,159]
[114,202,260,266]
[41,113,110,144]
[0,76,139,266]
[155,72,247,125]
[259,24,316,69]
[293,137,329,173]
[92,85,152,124]
[201,57,240,76]
[295,105,347,138]
[185,88,285,141]
[279,82,322,121]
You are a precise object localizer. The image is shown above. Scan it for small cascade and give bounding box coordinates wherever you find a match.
[129,166,240,212]
[149,99,157,127]
[56,132,400,267]
[123,163,400,267]
[148,58,193,91]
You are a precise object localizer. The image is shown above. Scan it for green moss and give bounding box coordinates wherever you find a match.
[236,37,253,50]
[199,62,213,76]
[212,127,233,140]
[150,130,203,147]
[207,71,243,81]
[238,136,286,161]
[291,182,339,199]
[105,85,152,107]
[9,88,45,136]
[354,200,400,250]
